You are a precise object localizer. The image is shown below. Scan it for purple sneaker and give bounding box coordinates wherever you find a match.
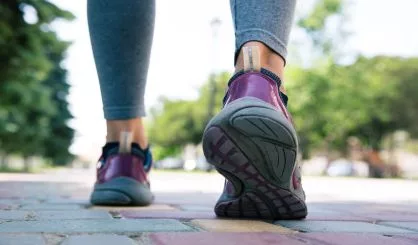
[90,140,154,206]
[202,64,307,219]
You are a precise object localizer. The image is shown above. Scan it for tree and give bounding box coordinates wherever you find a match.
[148,72,230,160]
[41,34,74,165]
[0,0,74,169]
[287,56,418,160]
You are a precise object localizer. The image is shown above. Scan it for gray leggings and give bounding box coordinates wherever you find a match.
[88,0,296,120]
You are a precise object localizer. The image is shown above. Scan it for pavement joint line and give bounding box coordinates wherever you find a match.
[377,222,418,232]
[181,220,206,232]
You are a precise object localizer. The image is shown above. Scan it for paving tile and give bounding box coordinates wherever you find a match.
[345,205,418,214]
[304,211,373,221]
[354,213,418,222]
[149,232,306,245]
[44,198,89,205]
[91,204,178,211]
[379,222,418,232]
[0,199,34,210]
[0,210,111,220]
[155,193,219,205]
[177,205,214,212]
[36,210,111,220]
[20,204,83,210]
[121,210,216,219]
[61,234,137,245]
[276,221,415,234]
[0,234,45,245]
[0,211,32,220]
[296,233,417,245]
[191,219,295,233]
[393,235,418,244]
[0,204,14,210]
[0,219,193,233]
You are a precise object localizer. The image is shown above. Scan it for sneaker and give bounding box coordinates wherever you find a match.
[202,47,307,219]
[90,133,154,206]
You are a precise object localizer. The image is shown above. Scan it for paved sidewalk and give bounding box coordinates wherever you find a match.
[0,169,418,244]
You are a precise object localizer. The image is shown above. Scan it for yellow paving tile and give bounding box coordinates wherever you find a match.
[90,204,178,211]
[191,219,297,233]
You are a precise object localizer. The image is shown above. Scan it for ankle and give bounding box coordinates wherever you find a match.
[106,118,148,149]
[235,41,286,93]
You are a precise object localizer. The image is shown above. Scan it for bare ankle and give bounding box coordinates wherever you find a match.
[235,41,286,91]
[106,118,148,149]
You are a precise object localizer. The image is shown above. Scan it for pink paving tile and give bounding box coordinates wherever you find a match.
[120,210,216,219]
[394,235,418,243]
[351,211,418,222]
[149,232,307,245]
[0,204,13,210]
[154,193,219,206]
[176,205,214,212]
[297,233,417,245]
[0,191,18,199]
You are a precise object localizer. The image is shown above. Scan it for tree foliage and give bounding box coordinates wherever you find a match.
[0,0,74,167]
[148,72,230,160]
[287,56,418,155]
[297,0,343,55]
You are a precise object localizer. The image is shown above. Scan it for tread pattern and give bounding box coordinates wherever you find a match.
[203,126,307,220]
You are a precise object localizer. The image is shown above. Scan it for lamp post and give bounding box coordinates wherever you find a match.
[207,17,222,122]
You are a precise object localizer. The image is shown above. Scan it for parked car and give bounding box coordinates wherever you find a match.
[195,156,214,172]
[326,159,369,177]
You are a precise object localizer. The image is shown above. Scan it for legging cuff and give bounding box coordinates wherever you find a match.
[103,105,146,120]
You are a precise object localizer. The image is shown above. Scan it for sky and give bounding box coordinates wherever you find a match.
[49,0,418,160]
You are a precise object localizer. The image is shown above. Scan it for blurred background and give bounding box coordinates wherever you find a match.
[0,0,417,178]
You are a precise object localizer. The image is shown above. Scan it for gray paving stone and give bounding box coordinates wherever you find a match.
[0,211,30,220]
[61,235,136,245]
[276,221,415,234]
[0,210,110,221]
[0,199,39,205]
[380,222,418,232]
[36,210,111,220]
[44,198,89,205]
[0,234,45,245]
[20,204,82,210]
[0,219,192,233]
[178,205,214,212]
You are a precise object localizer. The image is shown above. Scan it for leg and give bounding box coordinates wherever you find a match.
[88,0,155,149]
[88,0,155,206]
[202,0,306,219]
[231,0,296,82]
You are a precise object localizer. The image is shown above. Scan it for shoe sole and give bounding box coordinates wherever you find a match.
[90,177,153,206]
[202,98,307,219]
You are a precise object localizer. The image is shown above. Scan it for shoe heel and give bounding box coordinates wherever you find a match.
[203,126,307,219]
[90,177,153,206]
